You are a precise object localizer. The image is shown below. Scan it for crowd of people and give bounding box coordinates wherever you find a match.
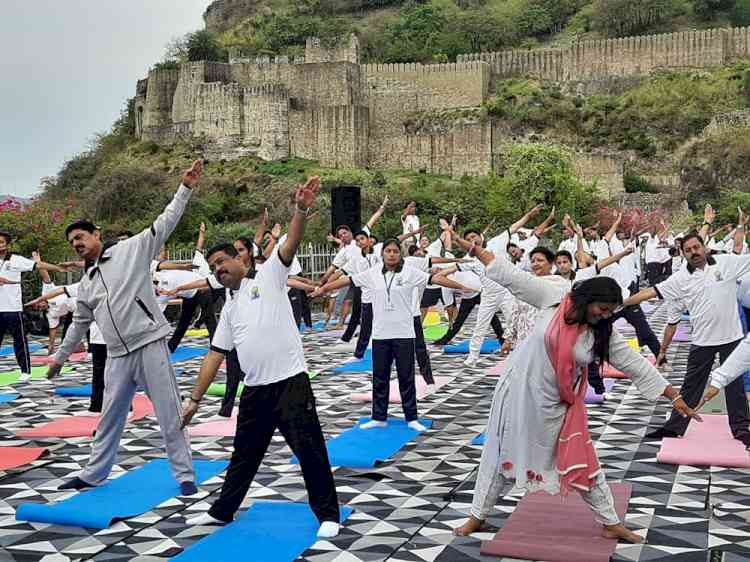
[7,160,750,547]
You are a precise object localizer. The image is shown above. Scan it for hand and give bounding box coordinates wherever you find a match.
[159,288,179,298]
[528,204,544,218]
[271,223,282,239]
[623,245,634,255]
[672,397,702,422]
[24,296,45,308]
[182,160,203,188]
[47,362,63,380]
[199,222,206,234]
[500,340,513,355]
[295,176,321,209]
[704,204,715,225]
[58,261,83,271]
[326,233,337,243]
[656,350,667,367]
[699,385,720,411]
[262,207,269,225]
[0,276,11,285]
[381,195,389,209]
[305,210,320,222]
[451,215,457,227]
[739,207,749,227]
[310,286,325,299]
[181,399,199,429]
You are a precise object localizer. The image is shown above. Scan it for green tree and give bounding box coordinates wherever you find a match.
[693,0,736,19]
[187,30,229,62]
[592,0,677,37]
[731,0,750,24]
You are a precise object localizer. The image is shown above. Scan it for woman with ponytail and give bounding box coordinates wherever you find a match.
[453,232,700,543]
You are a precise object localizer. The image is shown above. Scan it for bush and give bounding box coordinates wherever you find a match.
[592,0,678,37]
[624,174,659,193]
[187,30,229,62]
[731,0,750,24]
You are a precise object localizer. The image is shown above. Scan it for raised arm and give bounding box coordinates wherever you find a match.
[196,222,206,252]
[157,261,195,272]
[596,245,633,271]
[430,269,466,291]
[510,204,544,235]
[398,225,427,243]
[25,286,66,308]
[255,208,269,248]
[734,208,748,254]
[604,212,622,243]
[279,176,320,265]
[365,195,389,231]
[623,287,657,307]
[699,204,715,241]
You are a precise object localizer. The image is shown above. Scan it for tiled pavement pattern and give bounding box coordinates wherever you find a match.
[0,302,747,562]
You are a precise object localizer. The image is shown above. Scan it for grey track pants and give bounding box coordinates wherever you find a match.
[80,339,195,485]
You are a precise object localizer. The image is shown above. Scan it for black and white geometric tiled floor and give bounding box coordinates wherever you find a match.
[1,303,749,561]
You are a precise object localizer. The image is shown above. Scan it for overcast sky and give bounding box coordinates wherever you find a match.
[0,1,210,197]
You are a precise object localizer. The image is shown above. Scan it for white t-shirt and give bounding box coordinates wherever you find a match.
[278,234,303,277]
[63,282,105,345]
[402,215,420,237]
[352,263,430,340]
[657,255,750,346]
[644,235,661,264]
[156,269,201,299]
[346,251,381,304]
[404,256,430,315]
[211,251,307,386]
[0,254,35,312]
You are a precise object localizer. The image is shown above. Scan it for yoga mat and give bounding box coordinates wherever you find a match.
[32,352,88,365]
[15,459,228,529]
[173,502,353,562]
[350,376,451,403]
[189,415,237,437]
[55,385,92,397]
[0,366,72,386]
[317,329,345,338]
[681,313,691,322]
[585,379,615,404]
[185,328,209,337]
[0,343,42,356]
[657,415,750,468]
[626,338,640,351]
[480,482,632,561]
[0,393,19,404]
[333,350,373,373]
[292,417,432,468]
[487,361,506,376]
[423,311,441,327]
[206,383,244,397]
[15,395,154,438]
[423,324,448,342]
[0,447,47,470]
[299,320,327,333]
[472,433,485,445]
[444,339,501,354]
[673,327,691,342]
[171,346,209,363]
[602,356,656,379]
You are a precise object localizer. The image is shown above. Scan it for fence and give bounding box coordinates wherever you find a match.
[167,243,337,280]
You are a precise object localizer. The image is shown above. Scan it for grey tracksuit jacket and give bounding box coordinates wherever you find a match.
[55,184,192,361]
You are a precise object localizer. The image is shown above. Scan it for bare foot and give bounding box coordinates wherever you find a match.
[602,523,643,544]
[453,516,484,536]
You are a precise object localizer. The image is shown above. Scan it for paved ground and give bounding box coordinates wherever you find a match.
[0,303,748,562]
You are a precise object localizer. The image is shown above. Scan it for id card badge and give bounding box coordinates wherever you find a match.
[386,301,396,311]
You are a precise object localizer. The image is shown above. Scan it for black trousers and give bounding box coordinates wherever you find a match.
[372,338,418,422]
[89,343,107,413]
[664,340,750,439]
[209,372,339,524]
[289,288,313,328]
[219,349,243,418]
[0,312,31,374]
[341,286,362,342]
[354,303,373,359]
[646,262,662,285]
[168,291,217,353]
[413,316,434,384]
[612,304,661,357]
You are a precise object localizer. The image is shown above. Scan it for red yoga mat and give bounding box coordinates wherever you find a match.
[481,482,632,562]
[0,447,48,470]
[657,415,750,468]
[602,356,656,379]
[31,352,89,365]
[349,376,451,403]
[15,395,154,438]
[189,413,238,437]
[487,361,506,376]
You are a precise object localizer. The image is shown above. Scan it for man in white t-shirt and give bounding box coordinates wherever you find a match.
[401,200,420,238]
[180,177,341,539]
[0,232,66,377]
[625,226,750,445]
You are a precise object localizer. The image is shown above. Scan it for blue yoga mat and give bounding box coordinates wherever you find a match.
[16,459,228,529]
[299,320,327,333]
[292,417,432,468]
[0,393,19,404]
[444,339,501,354]
[681,313,690,322]
[171,346,209,363]
[55,385,92,397]
[1,343,42,356]
[173,502,353,562]
[472,433,485,445]
[333,349,373,373]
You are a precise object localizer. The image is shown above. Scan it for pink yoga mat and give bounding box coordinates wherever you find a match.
[657,415,750,468]
[481,482,632,562]
[15,395,154,438]
[31,352,89,365]
[318,329,345,338]
[602,356,656,379]
[350,376,451,403]
[585,379,615,404]
[487,361,506,376]
[189,414,238,437]
[0,447,48,470]
[672,328,691,342]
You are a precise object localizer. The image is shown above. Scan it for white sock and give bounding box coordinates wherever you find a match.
[426,384,436,394]
[317,521,340,538]
[186,513,225,526]
[360,420,387,429]
[408,420,427,432]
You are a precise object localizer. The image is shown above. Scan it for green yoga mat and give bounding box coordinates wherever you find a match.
[423,324,449,342]
[0,366,73,386]
[206,372,318,397]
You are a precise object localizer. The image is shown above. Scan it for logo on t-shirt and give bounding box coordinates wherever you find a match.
[395,277,403,286]
[714,270,722,282]
[250,286,260,299]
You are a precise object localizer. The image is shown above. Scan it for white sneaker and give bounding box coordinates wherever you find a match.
[186,512,225,526]
[463,357,478,368]
[317,521,340,538]
[18,372,31,382]
[659,362,673,373]
[407,420,427,432]
[360,420,388,430]
[603,392,614,401]
[425,383,436,395]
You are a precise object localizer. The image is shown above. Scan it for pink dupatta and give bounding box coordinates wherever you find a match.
[544,294,601,495]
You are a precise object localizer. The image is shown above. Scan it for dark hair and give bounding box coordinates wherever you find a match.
[207,242,239,261]
[336,225,352,234]
[370,234,379,244]
[234,236,257,268]
[507,242,519,251]
[354,230,370,238]
[65,220,98,239]
[555,250,573,262]
[0,231,11,244]
[407,244,419,256]
[680,232,704,251]
[116,230,134,239]
[381,238,402,253]
[565,277,623,366]
[529,246,555,264]
[463,229,481,239]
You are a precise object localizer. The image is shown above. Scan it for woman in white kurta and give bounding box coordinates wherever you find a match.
[454,243,700,543]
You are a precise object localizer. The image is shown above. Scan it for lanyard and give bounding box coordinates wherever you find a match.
[383,271,397,306]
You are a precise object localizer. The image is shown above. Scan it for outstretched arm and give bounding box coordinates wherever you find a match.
[623,287,658,307]
[595,246,633,271]
[510,204,544,235]
[180,350,225,428]
[365,195,389,231]
[604,212,622,243]
[279,177,320,266]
